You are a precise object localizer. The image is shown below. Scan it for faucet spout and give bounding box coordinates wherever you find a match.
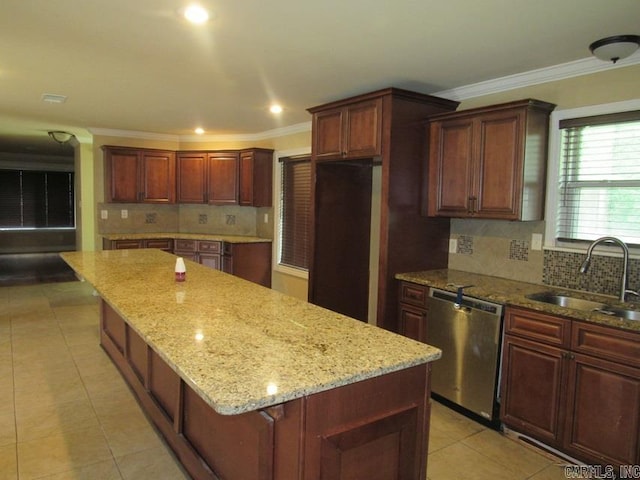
[579,236,629,302]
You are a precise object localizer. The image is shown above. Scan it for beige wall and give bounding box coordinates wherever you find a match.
[447,63,640,283]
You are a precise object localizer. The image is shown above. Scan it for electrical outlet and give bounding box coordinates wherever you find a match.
[264,213,269,223]
[121,209,128,219]
[100,210,108,220]
[449,238,458,253]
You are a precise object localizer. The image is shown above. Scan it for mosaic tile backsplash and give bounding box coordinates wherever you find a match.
[543,249,640,298]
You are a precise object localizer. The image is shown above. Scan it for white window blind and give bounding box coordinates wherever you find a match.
[557,111,640,245]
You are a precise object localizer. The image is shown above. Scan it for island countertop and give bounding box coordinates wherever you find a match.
[61,249,441,415]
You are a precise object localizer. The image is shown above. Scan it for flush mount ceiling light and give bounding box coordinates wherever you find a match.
[184,4,209,24]
[194,127,205,135]
[589,34,640,63]
[48,130,75,145]
[269,104,283,114]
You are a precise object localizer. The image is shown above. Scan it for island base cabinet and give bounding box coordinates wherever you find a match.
[99,300,433,480]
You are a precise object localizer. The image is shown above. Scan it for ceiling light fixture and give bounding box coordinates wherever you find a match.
[42,93,67,104]
[589,34,640,63]
[269,104,283,114]
[184,4,209,24]
[194,127,205,135]
[48,131,75,145]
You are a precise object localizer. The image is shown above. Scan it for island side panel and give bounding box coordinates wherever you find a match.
[303,364,431,480]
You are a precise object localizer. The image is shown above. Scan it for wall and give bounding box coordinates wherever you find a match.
[446,63,640,293]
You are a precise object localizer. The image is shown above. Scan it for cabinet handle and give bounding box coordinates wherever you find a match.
[468,196,477,214]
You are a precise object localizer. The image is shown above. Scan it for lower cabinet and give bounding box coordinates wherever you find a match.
[99,300,433,480]
[104,238,174,252]
[501,306,640,467]
[397,281,429,344]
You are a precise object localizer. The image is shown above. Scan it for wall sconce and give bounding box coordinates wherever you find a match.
[589,34,640,63]
[48,130,76,145]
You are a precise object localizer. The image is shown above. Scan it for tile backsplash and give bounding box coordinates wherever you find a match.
[98,203,273,238]
[447,218,639,298]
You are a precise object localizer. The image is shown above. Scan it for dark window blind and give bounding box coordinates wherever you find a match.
[0,169,75,228]
[557,111,640,245]
[280,156,311,270]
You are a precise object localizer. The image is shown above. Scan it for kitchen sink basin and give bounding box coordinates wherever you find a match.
[526,292,640,321]
[526,292,607,311]
[594,307,640,321]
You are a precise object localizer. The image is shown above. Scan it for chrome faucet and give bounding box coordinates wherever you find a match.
[579,236,632,303]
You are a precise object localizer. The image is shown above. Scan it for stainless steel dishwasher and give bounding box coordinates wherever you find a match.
[427,287,504,424]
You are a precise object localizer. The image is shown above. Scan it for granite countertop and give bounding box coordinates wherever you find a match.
[102,232,272,243]
[396,269,640,332]
[61,249,441,415]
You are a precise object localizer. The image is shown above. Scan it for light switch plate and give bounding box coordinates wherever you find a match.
[264,213,269,223]
[100,210,108,220]
[449,238,458,253]
[121,209,128,219]
[531,233,543,251]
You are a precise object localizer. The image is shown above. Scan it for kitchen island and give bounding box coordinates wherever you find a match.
[61,249,441,480]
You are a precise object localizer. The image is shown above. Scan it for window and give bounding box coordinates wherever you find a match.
[0,169,75,229]
[279,155,311,270]
[546,100,640,249]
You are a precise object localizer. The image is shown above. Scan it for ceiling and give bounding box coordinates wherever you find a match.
[1,0,639,156]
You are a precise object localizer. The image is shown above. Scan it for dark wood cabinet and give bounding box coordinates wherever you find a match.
[239,148,274,207]
[208,151,239,205]
[501,306,640,467]
[176,152,208,203]
[104,146,176,203]
[398,281,429,344]
[307,88,458,330]
[222,242,271,288]
[427,99,555,220]
[311,98,383,160]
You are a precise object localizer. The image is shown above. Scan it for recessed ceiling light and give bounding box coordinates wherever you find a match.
[184,4,209,24]
[270,104,283,114]
[42,93,67,104]
[194,127,205,135]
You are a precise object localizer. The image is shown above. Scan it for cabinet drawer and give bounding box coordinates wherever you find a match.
[144,238,173,251]
[174,239,197,252]
[572,321,640,368]
[505,307,571,348]
[398,281,429,308]
[198,240,221,253]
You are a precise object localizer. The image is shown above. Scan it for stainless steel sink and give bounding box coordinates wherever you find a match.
[526,292,607,311]
[526,291,640,321]
[594,307,640,321]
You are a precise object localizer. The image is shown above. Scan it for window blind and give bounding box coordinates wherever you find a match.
[0,169,75,228]
[557,111,640,245]
[280,156,311,270]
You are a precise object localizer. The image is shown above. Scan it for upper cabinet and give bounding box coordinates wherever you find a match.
[239,148,273,207]
[427,99,556,221]
[310,98,383,160]
[106,147,273,206]
[104,146,176,203]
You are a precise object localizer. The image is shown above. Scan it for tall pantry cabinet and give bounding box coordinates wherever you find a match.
[307,88,458,331]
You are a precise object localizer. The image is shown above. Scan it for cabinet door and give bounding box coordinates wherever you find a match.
[398,304,427,344]
[313,108,344,159]
[344,99,382,158]
[474,110,523,219]
[564,353,640,466]
[207,152,239,205]
[199,253,221,271]
[105,150,140,203]
[500,335,567,447]
[239,149,273,207]
[177,152,207,203]
[428,119,474,217]
[140,151,176,203]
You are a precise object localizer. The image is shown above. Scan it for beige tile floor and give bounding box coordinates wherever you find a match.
[0,281,571,480]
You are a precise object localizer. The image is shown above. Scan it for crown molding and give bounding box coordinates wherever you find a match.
[433,53,640,101]
[88,128,180,142]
